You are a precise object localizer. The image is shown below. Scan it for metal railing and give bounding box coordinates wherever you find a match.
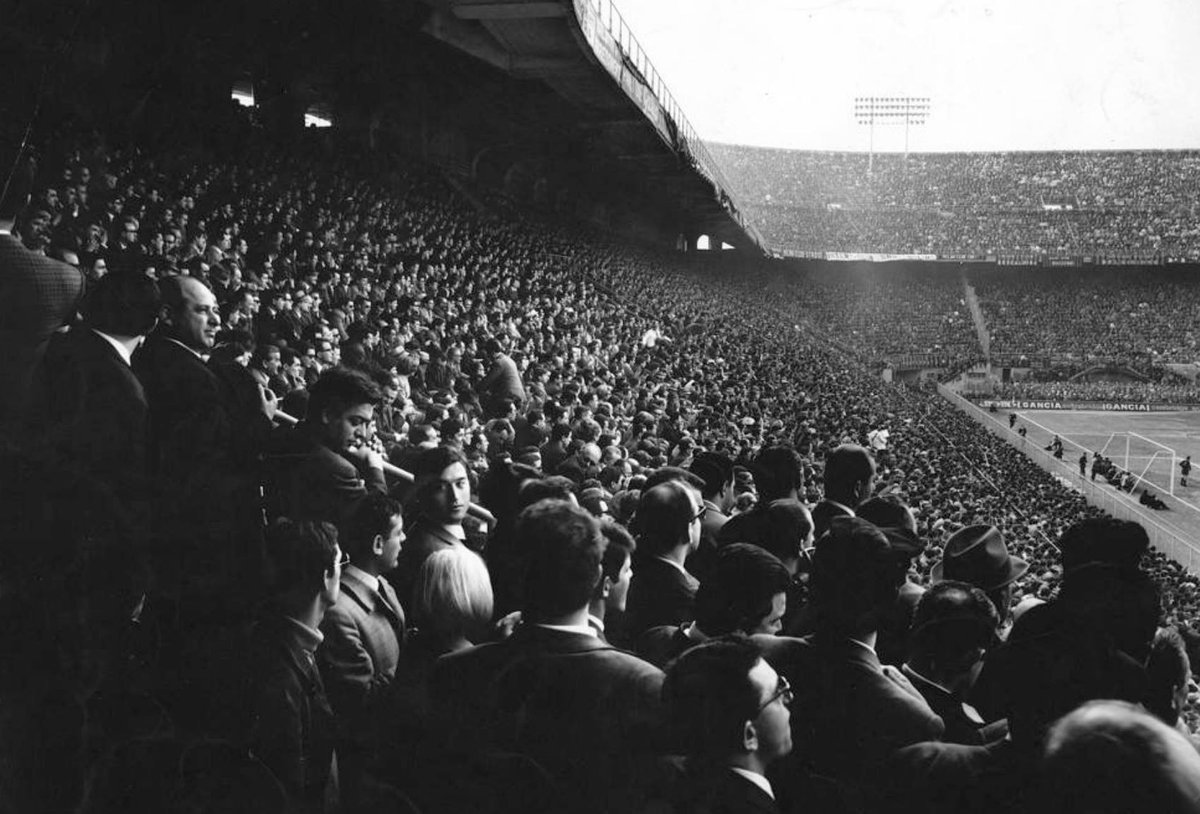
[939,384,1200,575]
[580,0,762,247]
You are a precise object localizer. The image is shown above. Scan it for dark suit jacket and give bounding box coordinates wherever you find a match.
[810,500,854,541]
[29,327,149,503]
[133,333,233,483]
[880,738,1034,814]
[0,233,86,428]
[432,624,666,813]
[688,500,730,583]
[900,665,1006,746]
[754,634,944,804]
[319,571,406,724]
[263,424,387,525]
[636,624,698,669]
[626,556,700,637]
[247,615,339,814]
[670,768,780,814]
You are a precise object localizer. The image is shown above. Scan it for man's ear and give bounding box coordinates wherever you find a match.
[601,575,613,599]
[372,534,385,556]
[742,720,759,753]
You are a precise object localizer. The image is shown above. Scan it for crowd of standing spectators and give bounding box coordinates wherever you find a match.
[5,117,1200,813]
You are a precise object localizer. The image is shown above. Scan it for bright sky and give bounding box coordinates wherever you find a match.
[614,0,1200,152]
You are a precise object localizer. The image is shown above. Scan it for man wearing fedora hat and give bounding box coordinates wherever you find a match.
[932,524,1028,629]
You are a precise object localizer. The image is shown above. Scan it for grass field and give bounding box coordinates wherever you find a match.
[1014,409,1200,499]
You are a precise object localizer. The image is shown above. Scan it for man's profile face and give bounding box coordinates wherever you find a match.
[754,592,787,636]
[748,658,793,763]
[609,553,633,613]
[263,349,281,375]
[428,462,471,524]
[379,513,405,571]
[322,401,374,453]
[169,279,220,350]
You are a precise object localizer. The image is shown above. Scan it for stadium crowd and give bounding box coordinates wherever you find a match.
[971,267,1200,364]
[5,121,1200,814]
[709,145,1200,258]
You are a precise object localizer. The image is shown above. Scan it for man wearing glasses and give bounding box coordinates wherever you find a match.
[662,636,793,814]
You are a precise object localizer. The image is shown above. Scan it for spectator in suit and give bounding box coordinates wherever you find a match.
[539,421,572,475]
[856,495,928,666]
[588,517,636,642]
[883,602,1150,814]
[661,636,794,814]
[556,440,602,484]
[477,337,525,417]
[687,451,735,583]
[397,446,473,596]
[135,275,274,608]
[1145,627,1193,734]
[638,544,791,669]
[433,499,666,814]
[1037,700,1200,814]
[247,519,344,814]
[811,445,875,539]
[719,446,806,551]
[903,581,1007,746]
[28,271,161,515]
[626,480,704,637]
[931,524,1027,629]
[0,145,87,431]
[1057,518,1159,666]
[762,517,943,809]
[319,493,407,727]
[264,366,385,525]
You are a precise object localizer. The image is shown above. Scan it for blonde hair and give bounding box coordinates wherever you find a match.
[412,547,494,644]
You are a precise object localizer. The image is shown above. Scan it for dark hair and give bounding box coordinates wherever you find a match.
[252,342,281,368]
[662,636,762,760]
[85,272,161,337]
[517,476,577,511]
[598,517,636,582]
[809,517,903,636]
[341,493,402,561]
[1146,627,1190,727]
[690,453,735,498]
[550,422,573,442]
[759,499,814,564]
[752,447,805,502]
[909,581,1000,674]
[990,602,1145,746]
[517,499,605,619]
[1059,518,1149,573]
[306,366,382,423]
[857,495,916,533]
[643,466,705,492]
[823,444,874,495]
[264,518,339,597]
[695,544,791,635]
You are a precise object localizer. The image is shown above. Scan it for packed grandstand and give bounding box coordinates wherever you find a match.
[4,1,1200,813]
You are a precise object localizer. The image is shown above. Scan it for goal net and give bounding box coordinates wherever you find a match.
[1099,432,1178,496]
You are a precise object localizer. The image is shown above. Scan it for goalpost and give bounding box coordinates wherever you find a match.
[1099,431,1179,497]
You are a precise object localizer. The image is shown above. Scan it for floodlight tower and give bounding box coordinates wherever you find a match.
[854,96,930,172]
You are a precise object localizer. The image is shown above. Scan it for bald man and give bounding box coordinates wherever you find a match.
[626,480,704,637]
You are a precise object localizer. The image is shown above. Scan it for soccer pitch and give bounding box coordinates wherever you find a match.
[1010,409,1200,502]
